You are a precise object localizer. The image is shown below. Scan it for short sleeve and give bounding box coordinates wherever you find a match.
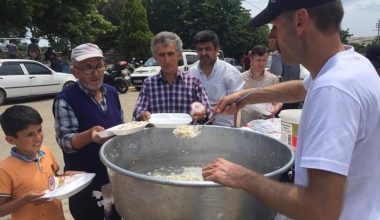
[0,167,12,196]
[300,86,361,176]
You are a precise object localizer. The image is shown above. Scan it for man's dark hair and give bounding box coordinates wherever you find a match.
[0,105,43,137]
[193,30,219,48]
[306,0,344,33]
[283,0,343,33]
[251,45,268,56]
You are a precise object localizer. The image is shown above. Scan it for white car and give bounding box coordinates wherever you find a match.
[0,59,76,105]
[130,50,199,90]
[224,57,243,72]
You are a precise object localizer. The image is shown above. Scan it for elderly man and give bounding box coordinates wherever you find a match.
[190,30,244,127]
[133,31,211,122]
[203,0,380,219]
[240,45,281,126]
[53,43,122,220]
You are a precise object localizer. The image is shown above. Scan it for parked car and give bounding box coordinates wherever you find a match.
[0,59,76,105]
[0,42,7,52]
[130,50,199,90]
[224,57,243,72]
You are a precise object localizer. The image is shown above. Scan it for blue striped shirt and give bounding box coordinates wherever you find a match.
[132,69,211,120]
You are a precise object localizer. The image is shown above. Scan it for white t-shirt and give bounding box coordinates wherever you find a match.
[190,59,244,126]
[295,46,380,219]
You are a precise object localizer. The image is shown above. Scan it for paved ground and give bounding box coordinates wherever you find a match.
[0,88,139,220]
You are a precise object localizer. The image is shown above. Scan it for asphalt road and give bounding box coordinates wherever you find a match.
[0,88,139,220]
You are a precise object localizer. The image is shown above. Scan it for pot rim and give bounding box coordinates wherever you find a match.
[99,130,295,187]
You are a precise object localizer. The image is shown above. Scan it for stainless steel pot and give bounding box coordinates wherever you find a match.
[100,126,294,220]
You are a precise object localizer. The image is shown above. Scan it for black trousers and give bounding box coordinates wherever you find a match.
[69,183,121,220]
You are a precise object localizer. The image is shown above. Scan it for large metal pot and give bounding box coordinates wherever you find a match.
[100,126,294,220]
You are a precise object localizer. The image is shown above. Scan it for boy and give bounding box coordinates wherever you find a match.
[0,105,66,220]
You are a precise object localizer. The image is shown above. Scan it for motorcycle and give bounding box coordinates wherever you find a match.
[104,61,130,94]
[124,57,143,76]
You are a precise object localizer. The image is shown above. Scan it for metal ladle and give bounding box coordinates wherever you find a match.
[203,89,256,125]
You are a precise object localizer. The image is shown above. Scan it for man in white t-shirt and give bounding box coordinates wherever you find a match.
[202,0,380,219]
[190,30,244,127]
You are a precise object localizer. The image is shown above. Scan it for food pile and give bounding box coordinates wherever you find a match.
[146,165,204,181]
[173,125,201,138]
[48,176,73,191]
[116,121,148,130]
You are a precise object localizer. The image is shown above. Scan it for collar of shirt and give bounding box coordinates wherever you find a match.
[157,69,184,84]
[11,147,46,162]
[196,58,222,80]
[77,82,108,111]
[249,68,265,80]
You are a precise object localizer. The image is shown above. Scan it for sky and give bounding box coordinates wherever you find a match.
[242,0,380,37]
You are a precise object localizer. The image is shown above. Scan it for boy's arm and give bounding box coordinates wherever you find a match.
[0,190,45,217]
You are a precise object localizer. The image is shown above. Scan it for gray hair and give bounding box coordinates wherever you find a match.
[151,31,183,55]
[71,59,80,67]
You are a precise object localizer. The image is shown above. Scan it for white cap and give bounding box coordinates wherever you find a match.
[71,43,103,62]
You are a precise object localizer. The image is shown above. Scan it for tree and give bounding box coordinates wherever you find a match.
[0,0,115,48]
[339,28,353,44]
[118,0,153,59]
[181,0,269,58]
[34,0,115,46]
[143,0,188,35]
[96,0,124,51]
[143,0,269,59]
[0,0,33,38]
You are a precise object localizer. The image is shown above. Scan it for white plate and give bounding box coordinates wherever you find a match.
[97,121,148,138]
[41,173,96,200]
[149,113,192,128]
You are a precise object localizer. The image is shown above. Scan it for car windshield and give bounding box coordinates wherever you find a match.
[144,57,159,67]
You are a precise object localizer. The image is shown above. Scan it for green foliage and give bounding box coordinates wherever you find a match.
[143,0,269,60]
[143,0,188,35]
[1,0,271,60]
[35,0,115,46]
[0,0,33,37]
[0,0,115,48]
[339,28,353,44]
[96,0,123,51]
[351,38,380,55]
[118,0,153,59]
[351,43,369,55]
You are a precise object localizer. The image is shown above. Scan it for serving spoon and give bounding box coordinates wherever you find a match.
[203,89,256,125]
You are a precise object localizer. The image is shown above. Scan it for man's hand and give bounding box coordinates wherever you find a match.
[91,126,111,144]
[202,158,256,190]
[263,103,282,118]
[214,90,249,115]
[190,102,206,121]
[140,111,151,121]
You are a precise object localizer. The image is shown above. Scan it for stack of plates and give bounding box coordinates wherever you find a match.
[149,113,192,128]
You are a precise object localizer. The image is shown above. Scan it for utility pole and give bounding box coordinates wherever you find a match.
[376,19,380,44]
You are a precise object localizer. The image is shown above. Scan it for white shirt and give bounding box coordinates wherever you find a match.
[295,46,380,219]
[190,59,244,126]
